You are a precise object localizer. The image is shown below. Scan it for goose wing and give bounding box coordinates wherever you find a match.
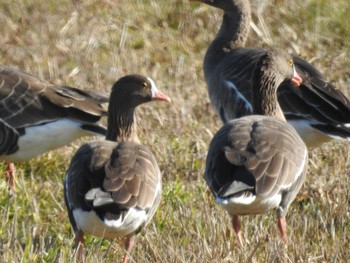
[209,48,265,121]
[278,57,350,140]
[205,116,307,200]
[0,66,108,129]
[65,141,161,224]
[0,118,19,156]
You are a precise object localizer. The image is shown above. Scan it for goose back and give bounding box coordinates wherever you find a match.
[205,115,308,217]
[64,140,161,238]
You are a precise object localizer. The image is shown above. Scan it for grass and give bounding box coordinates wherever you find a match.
[1,0,350,262]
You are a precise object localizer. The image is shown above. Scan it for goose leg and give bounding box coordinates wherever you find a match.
[4,162,15,189]
[75,230,85,263]
[277,216,287,242]
[123,235,136,263]
[232,215,243,247]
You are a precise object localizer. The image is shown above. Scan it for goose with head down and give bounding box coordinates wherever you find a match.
[205,49,308,245]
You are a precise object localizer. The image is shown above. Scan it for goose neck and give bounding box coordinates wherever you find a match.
[252,75,286,121]
[105,106,140,143]
[204,1,251,76]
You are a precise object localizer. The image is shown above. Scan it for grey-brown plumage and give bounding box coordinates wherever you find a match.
[0,65,108,187]
[205,49,308,245]
[194,0,350,147]
[0,119,19,156]
[64,74,170,263]
[0,66,107,131]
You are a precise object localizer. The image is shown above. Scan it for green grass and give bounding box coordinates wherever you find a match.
[1,0,350,262]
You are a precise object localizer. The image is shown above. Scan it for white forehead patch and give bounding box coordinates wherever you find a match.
[293,65,298,77]
[147,77,158,96]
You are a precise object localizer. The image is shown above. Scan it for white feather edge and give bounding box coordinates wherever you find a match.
[225,80,253,112]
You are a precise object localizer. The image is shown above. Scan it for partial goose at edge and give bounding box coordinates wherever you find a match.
[0,65,108,188]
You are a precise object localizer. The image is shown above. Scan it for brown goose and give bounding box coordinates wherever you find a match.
[64,75,170,263]
[192,0,350,147]
[205,49,308,245]
[0,66,108,188]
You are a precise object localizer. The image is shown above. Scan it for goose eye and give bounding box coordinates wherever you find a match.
[288,59,294,67]
[142,82,148,88]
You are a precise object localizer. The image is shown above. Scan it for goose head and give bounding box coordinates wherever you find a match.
[257,49,303,91]
[109,74,170,109]
[106,74,170,142]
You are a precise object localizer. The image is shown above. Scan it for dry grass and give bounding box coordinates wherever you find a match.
[0,0,350,262]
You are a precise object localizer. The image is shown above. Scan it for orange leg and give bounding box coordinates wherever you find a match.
[4,163,15,189]
[277,216,287,243]
[75,230,85,263]
[123,235,136,263]
[232,215,243,247]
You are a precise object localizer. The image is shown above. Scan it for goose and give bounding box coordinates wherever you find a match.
[192,0,350,147]
[204,49,308,245]
[64,74,170,263]
[0,66,108,188]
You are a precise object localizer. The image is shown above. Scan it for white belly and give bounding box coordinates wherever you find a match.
[73,208,148,238]
[287,119,332,147]
[1,119,93,162]
[217,193,282,216]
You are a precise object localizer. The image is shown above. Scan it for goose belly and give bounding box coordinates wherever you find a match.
[287,119,332,147]
[216,194,282,216]
[72,208,148,238]
[2,119,92,162]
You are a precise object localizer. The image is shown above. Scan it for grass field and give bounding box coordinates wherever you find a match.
[1,0,350,262]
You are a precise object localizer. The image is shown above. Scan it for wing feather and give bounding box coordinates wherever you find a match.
[0,119,19,156]
[206,115,308,199]
[0,66,108,129]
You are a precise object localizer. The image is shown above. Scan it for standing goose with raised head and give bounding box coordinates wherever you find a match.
[192,0,350,147]
[64,75,170,263]
[205,49,308,245]
[0,66,108,188]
